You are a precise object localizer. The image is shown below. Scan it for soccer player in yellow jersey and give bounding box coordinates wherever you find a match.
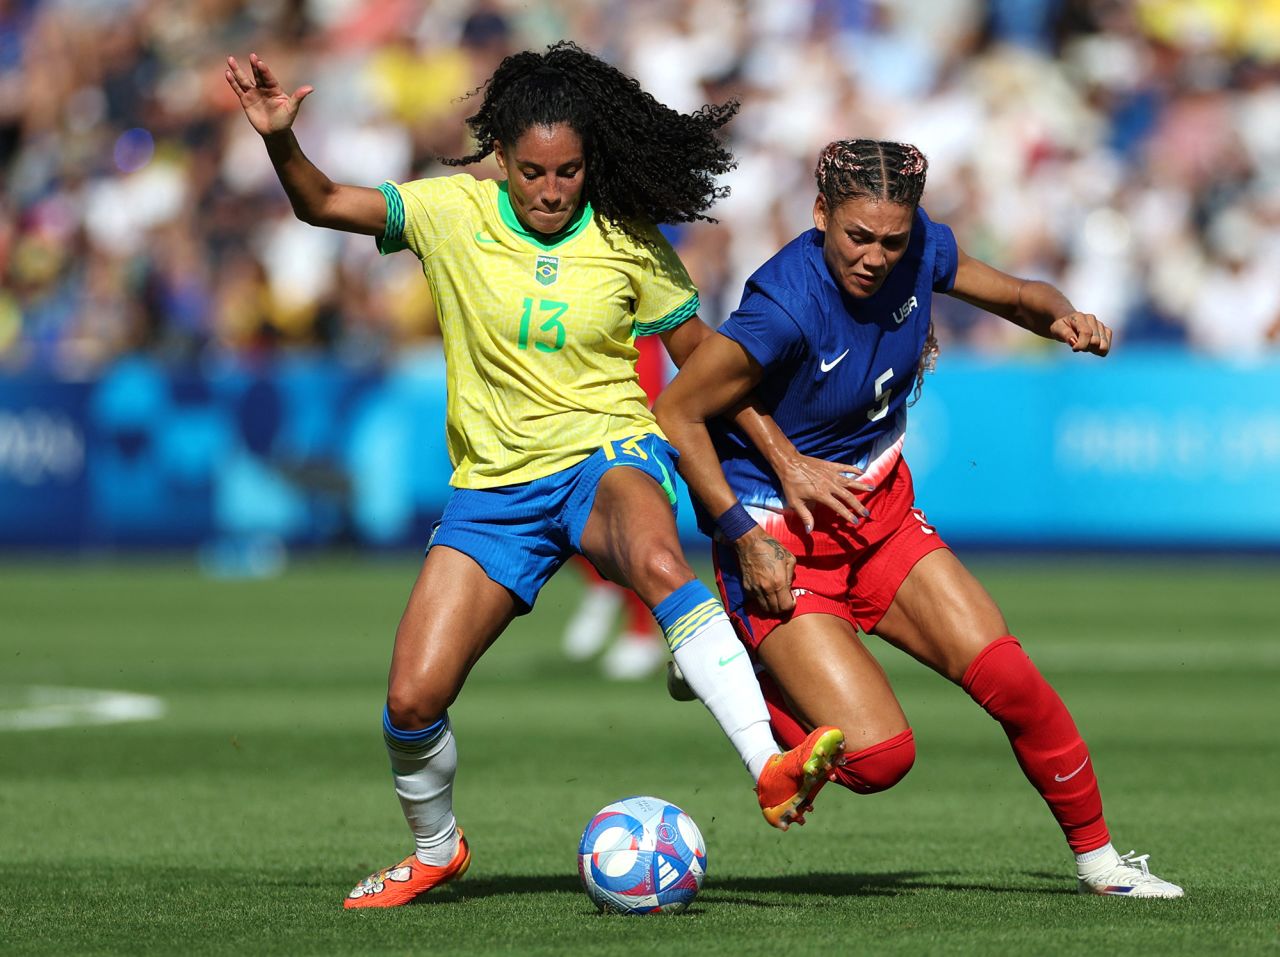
[225,42,845,908]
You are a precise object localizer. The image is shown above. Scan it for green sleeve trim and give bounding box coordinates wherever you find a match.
[633,292,700,337]
[376,182,408,255]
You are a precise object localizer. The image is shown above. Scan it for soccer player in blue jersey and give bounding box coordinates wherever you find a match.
[656,139,1183,898]
[225,43,844,908]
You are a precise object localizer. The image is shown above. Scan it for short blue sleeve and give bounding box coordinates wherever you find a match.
[716,285,808,372]
[927,214,959,293]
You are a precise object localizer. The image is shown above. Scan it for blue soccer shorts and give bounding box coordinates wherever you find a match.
[427,433,680,610]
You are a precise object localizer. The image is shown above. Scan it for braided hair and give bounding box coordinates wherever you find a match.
[815,139,936,401]
[814,139,929,210]
[444,41,738,244]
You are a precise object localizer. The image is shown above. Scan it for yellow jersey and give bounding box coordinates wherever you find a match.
[377,174,699,489]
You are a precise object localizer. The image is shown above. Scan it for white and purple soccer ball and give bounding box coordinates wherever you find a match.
[577,795,707,914]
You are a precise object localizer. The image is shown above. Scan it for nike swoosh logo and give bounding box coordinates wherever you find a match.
[475,232,499,244]
[819,349,850,373]
[718,650,746,667]
[1054,756,1090,782]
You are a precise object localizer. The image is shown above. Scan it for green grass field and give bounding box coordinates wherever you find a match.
[2,555,1278,955]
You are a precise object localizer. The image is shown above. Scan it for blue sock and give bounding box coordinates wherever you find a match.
[653,580,722,652]
[383,706,449,760]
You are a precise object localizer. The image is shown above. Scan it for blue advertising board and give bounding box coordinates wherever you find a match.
[0,377,89,545]
[1,350,1277,551]
[906,352,1280,547]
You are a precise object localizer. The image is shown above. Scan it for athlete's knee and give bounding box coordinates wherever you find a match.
[385,681,451,731]
[631,542,694,601]
[831,728,916,795]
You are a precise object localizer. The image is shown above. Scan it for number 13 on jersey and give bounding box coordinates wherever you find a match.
[518,298,568,353]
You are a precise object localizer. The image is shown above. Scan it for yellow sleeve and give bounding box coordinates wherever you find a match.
[375,175,473,259]
[630,226,700,337]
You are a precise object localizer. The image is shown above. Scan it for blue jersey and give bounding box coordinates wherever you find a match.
[710,207,958,513]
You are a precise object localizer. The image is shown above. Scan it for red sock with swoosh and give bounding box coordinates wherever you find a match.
[962,635,1110,853]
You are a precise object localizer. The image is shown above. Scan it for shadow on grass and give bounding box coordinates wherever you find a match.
[706,871,1077,902]
[426,869,1074,907]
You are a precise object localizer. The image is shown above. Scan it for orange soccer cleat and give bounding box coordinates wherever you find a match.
[756,727,846,830]
[343,830,471,909]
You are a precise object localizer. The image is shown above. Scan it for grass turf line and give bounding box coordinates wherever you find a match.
[1,556,1278,955]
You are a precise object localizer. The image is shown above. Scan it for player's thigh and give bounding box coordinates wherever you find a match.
[871,548,1008,683]
[757,613,908,750]
[387,545,521,725]
[579,466,693,605]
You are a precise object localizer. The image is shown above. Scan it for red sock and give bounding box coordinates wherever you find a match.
[759,672,809,750]
[962,635,1110,853]
[831,729,915,794]
[623,588,655,637]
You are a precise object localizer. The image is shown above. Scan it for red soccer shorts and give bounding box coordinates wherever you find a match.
[712,458,948,648]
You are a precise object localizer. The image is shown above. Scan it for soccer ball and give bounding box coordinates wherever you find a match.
[577,795,707,914]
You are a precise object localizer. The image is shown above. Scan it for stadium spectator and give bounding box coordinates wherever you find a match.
[3,0,1280,371]
[655,137,1183,898]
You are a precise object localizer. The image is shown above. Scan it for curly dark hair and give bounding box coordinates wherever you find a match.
[443,41,738,243]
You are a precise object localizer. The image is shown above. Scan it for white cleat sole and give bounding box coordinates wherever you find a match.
[1078,880,1184,899]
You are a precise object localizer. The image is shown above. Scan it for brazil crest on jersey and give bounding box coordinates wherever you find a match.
[377,174,699,488]
[710,206,958,512]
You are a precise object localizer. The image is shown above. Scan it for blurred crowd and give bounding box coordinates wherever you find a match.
[3,0,1280,377]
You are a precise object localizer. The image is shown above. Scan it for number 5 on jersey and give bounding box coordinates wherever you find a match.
[867,367,894,422]
[519,298,568,353]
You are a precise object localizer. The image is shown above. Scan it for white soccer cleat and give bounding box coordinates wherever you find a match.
[1077,849,1183,898]
[562,586,622,661]
[601,633,666,680]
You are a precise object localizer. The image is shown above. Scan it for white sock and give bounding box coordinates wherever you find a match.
[1076,842,1118,872]
[385,722,459,866]
[670,615,780,781]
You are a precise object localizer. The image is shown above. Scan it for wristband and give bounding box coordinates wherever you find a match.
[715,502,758,542]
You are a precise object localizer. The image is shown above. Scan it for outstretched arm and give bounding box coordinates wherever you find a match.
[948,248,1113,355]
[224,53,386,235]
